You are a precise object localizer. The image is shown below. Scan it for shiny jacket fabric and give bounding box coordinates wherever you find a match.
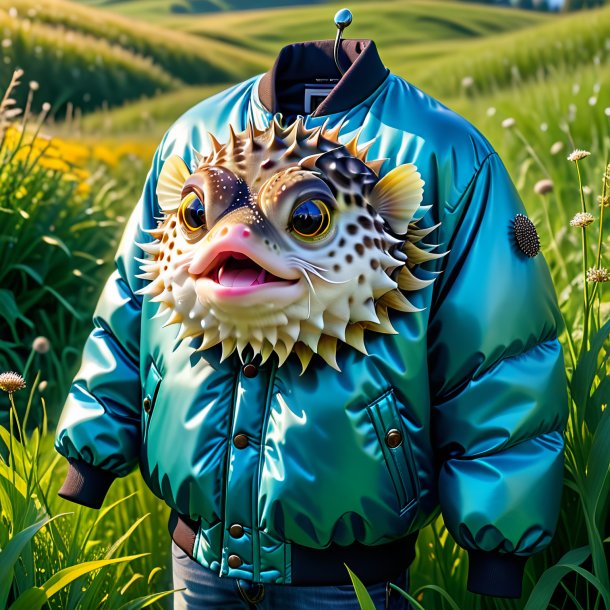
[55,40,569,598]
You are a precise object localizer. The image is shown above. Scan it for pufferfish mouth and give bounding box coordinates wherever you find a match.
[207,252,291,288]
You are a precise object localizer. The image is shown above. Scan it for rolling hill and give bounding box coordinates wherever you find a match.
[2,0,546,117]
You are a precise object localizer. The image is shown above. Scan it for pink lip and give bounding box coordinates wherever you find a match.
[190,251,297,298]
[208,252,293,288]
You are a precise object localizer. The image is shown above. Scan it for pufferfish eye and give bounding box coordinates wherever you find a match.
[289,199,331,240]
[179,191,206,232]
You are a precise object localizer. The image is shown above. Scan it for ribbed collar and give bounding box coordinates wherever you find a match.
[257,38,389,118]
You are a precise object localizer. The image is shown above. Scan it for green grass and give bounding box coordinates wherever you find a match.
[0,9,178,116]
[411,2,610,99]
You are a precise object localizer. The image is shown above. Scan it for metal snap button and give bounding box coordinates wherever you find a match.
[385,428,403,448]
[143,396,152,414]
[242,363,258,378]
[233,433,249,449]
[229,523,245,538]
[228,554,243,568]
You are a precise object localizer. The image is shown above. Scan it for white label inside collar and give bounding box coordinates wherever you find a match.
[304,84,335,113]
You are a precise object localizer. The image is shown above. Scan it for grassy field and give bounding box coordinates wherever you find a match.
[73,0,330,17]
[1,0,609,608]
[2,0,545,116]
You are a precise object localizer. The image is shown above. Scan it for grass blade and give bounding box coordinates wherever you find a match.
[344,563,377,610]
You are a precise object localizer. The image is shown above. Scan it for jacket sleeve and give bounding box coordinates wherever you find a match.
[54,140,167,509]
[427,151,569,598]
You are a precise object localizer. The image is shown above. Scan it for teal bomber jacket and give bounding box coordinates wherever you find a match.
[54,39,569,598]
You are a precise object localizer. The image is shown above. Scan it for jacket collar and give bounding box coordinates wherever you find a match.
[257,38,389,118]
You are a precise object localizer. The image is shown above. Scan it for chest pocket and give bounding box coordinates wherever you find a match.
[142,360,162,443]
[366,389,420,515]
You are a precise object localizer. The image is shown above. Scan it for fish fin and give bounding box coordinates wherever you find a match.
[156,155,191,213]
[369,163,424,234]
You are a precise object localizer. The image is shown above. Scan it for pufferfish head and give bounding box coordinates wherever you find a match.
[136,115,447,372]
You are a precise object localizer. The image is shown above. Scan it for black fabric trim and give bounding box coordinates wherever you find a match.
[258,39,389,117]
[467,550,528,598]
[290,532,418,585]
[57,459,117,509]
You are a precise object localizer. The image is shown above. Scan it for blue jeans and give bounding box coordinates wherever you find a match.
[171,541,413,610]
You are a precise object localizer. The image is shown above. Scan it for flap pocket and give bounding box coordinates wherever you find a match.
[142,361,162,438]
[366,389,419,515]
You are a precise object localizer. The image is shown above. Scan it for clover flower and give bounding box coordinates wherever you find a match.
[0,372,26,395]
[570,212,595,227]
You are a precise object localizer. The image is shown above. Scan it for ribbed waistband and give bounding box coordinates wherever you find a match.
[168,510,418,586]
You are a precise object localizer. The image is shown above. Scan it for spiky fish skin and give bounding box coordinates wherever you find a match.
[137,114,446,372]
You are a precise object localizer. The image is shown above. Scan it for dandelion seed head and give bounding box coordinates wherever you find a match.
[461,76,474,89]
[502,117,516,129]
[589,96,598,106]
[586,267,609,282]
[570,212,595,227]
[540,122,548,132]
[486,106,496,117]
[567,149,591,162]
[0,371,26,394]
[534,179,554,195]
[583,185,592,195]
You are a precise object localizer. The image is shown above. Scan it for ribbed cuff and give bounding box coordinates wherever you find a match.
[467,550,528,598]
[57,459,117,509]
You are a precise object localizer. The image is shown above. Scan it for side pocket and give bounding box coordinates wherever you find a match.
[142,360,162,443]
[366,389,420,515]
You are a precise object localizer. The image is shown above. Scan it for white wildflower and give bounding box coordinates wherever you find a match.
[586,267,609,282]
[567,149,591,162]
[0,372,26,394]
[570,212,595,227]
